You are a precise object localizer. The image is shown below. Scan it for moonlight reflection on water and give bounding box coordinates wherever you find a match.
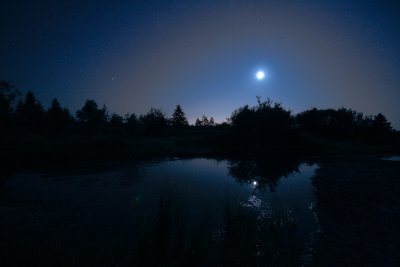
[0,158,319,265]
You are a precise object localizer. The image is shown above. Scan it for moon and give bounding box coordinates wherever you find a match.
[256,70,265,80]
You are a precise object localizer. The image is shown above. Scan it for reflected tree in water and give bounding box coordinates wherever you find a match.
[228,158,301,192]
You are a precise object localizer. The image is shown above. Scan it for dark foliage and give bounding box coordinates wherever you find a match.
[125,113,139,135]
[195,115,215,126]
[76,100,108,132]
[228,158,301,192]
[296,107,393,139]
[230,98,293,139]
[46,98,73,135]
[108,113,123,131]
[372,113,392,136]
[171,105,189,128]
[140,108,168,136]
[16,91,45,131]
[0,81,20,125]
[296,108,357,137]
[0,80,398,162]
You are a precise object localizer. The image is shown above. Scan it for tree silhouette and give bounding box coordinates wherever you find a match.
[230,98,292,138]
[109,113,124,127]
[76,100,108,132]
[0,81,20,124]
[1,80,397,155]
[201,115,209,126]
[372,113,392,136]
[46,98,73,134]
[228,158,300,192]
[171,105,188,128]
[125,113,139,135]
[295,107,391,139]
[16,91,45,131]
[140,108,167,136]
[108,113,124,134]
[195,115,213,126]
[195,118,201,126]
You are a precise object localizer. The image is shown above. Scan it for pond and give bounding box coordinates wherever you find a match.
[0,158,319,266]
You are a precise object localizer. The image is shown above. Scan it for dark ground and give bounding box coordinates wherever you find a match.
[311,158,400,267]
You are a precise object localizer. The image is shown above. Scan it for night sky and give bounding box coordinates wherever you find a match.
[2,0,400,127]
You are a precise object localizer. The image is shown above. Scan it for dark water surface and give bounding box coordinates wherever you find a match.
[0,158,319,266]
[382,155,400,161]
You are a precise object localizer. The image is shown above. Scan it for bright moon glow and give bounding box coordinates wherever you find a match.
[256,71,265,80]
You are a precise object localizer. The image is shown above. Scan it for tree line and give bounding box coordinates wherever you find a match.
[0,80,394,140]
[230,97,393,140]
[0,81,219,136]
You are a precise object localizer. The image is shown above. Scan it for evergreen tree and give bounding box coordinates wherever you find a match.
[209,117,215,126]
[16,91,45,130]
[171,105,188,128]
[47,98,72,134]
[125,113,138,134]
[201,115,209,126]
[0,81,19,126]
[0,81,19,123]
